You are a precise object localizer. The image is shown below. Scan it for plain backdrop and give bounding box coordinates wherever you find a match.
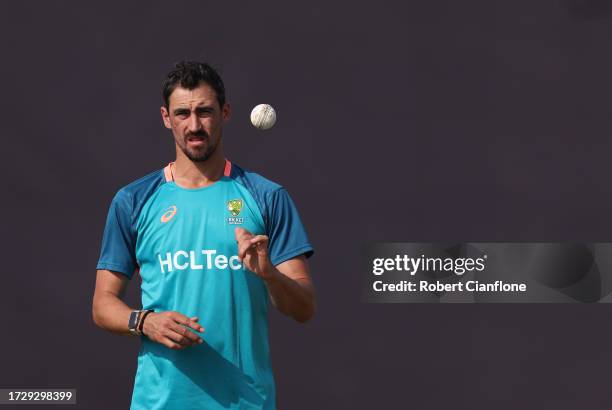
[2,1,612,408]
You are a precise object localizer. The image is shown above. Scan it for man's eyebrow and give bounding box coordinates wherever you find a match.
[172,107,190,115]
[173,104,214,114]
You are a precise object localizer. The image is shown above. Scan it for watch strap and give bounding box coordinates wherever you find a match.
[138,310,154,334]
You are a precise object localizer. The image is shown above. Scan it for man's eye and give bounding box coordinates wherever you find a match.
[176,112,189,118]
[196,109,212,116]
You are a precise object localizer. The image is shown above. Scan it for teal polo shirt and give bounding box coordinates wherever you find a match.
[97,160,314,409]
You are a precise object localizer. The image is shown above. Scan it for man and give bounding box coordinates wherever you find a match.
[92,61,315,410]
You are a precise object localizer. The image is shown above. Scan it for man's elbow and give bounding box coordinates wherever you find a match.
[92,303,102,328]
[294,301,316,323]
[91,296,107,329]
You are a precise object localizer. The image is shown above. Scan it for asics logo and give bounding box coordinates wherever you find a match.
[160,205,177,223]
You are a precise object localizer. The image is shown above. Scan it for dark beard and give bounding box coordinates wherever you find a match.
[181,141,218,162]
[181,132,218,162]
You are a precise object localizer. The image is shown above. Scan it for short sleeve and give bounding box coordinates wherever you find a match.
[265,188,314,266]
[96,190,138,278]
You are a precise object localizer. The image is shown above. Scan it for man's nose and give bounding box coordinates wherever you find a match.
[188,112,202,132]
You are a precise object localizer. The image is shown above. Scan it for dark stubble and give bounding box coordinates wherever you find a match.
[180,130,219,162]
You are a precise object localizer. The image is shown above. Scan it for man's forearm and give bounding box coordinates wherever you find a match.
[92,292,135,336]
[263,269,315,323]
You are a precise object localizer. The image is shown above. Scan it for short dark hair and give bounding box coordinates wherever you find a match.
[162,61,226,109]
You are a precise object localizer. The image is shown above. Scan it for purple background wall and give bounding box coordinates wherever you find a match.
[2,1,612,408]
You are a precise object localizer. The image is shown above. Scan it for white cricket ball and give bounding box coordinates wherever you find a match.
[250,104,277,130]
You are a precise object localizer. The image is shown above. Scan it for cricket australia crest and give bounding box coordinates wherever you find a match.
[227,199,244,225]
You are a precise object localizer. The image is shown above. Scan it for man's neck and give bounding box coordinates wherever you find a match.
[172,149,226,189]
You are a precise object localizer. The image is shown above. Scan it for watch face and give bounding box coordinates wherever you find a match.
[129,311,140,330]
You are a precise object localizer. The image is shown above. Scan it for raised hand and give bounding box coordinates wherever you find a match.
[235,227,274,279]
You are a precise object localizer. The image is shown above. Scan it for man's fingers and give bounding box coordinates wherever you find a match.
[164,327,198,347]
[234,227,246,238]
[249,235,269,255]
[238,240,255,260]
[148,312,206,350]
[234,227,253,242]
[170,312,205,332]
[237,235,269,261]
[163,330,192,349]
[189,316,203,330]
[249,235,269,245]
[168,323,203,345]
[161,336,184,350]
[236,227,251,259]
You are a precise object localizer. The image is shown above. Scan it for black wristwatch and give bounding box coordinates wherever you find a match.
[128,310,143,336]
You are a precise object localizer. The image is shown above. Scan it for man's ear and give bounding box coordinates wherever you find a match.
[222,103,231,123]
[161,106,172,129]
